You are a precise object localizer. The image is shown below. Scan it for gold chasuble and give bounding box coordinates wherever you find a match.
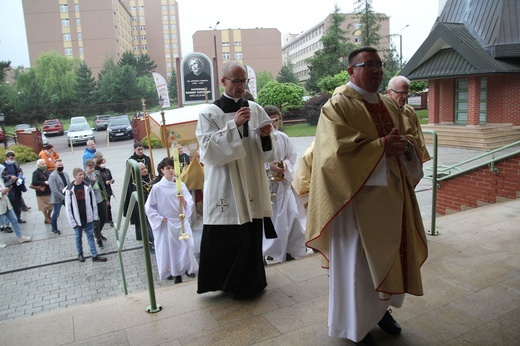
[306,85,428,298]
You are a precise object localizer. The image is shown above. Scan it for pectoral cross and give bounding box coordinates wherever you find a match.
[249,195,254,204]
[216,198,229,212]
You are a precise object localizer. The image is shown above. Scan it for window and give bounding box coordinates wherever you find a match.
[162,15,167,21]
[139,6,144,12]
[173,43,177,48]
[234,41,241,46]
[166,62,171,68]
[132,26,137,32]
[355,23,362,30]
[163,25,168,30]
[141,35,146,41]
[171,24,176,30]
[60,4,68,12]
[223,52,230,60]
[63,34,71,41]
[131,6,136,12]
[76,19,81,26]
[235,52,243,59]
[64,48,73,56]
[79,47,83,55]
[132,17,137,22]
[354,36,360,43]
[133,46,139,51]
[171,34,176,39]
[170,5,175,10]
[74,4,79,11]
[78,33,82,40]
[61,19,70,27]
[141,45,147,50]
[222,42,230,47]
[170,15,176,20]
[165,44,170,49]
[165,53,171,58]
[140,25,146,31]
[139,16,145,22]
[164,34,169,40]
[133,36,138,41]
[162,5,167,11]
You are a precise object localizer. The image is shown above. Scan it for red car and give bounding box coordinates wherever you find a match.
[43,119,64,136]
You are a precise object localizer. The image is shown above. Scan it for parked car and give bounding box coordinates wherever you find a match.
[14,124,49,146]
[94,115,110,131]
[70,116,89,125]
[43,119,64,136]
[66,122,95,146]
[107,115,133,141]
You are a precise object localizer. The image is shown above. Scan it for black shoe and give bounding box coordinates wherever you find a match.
[92,255,107,262]
[149,245,155,254]
[22,206,31,211]
[378,310,401,335]
[286,253,296,261]
[185,271,196,278]
[174,275,182,284]
[100,235,107,241]
[166,275,175,281]
[1,227,13,233]
[354,332,375,346]
[266,256,274,261]
[97,239,104,249]
[109,221,114,227]
[78,253,85,262]
[17,219,26,224]
[51,229,61,235]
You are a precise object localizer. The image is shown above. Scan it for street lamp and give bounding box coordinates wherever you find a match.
[399,24,409,70]
[158,96,170,157]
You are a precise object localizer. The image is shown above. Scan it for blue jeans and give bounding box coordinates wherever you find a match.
[3,208,22,237]
[51,203,62,231]
[74,222,98,257]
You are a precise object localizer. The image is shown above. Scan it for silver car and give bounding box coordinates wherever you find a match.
[66,123,95,146]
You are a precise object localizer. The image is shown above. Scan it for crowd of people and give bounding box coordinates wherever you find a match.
[0,52,430,345]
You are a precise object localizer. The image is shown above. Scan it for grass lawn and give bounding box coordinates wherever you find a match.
[282,123,316,137]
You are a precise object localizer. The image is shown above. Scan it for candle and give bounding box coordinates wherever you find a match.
[172,147,182,194]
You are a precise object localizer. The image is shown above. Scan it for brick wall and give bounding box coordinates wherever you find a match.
[436,155,520,215]
[487,74,520,125]
[439,78,455,123]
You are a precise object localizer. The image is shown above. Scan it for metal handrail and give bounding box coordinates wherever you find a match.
[424,139,520,181]
[421,130,438,236]
[114,159,161,313]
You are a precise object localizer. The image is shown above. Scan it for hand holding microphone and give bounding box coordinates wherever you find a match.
[235,99,250,137]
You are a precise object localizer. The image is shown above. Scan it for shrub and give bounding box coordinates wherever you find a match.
[141,133,163,149]
[302,93,331,125]
[0,145,39,164]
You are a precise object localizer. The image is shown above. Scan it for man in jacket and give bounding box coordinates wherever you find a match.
[48,159,70,235]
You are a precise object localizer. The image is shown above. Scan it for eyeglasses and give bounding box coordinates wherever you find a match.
[271,118,280,122]
[390,89,411,96]
[352,61,386,70]
[223,77,250,86]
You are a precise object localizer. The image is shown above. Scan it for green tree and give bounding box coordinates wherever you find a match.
[0,60,10,82]
[353,0,383,47]
[381,43,400,92]
[168,69,178,103]
[256,81,305,110]
[410,81,428,95]
[118,51,138,69]
[277,61,299,84]
[317,70,350,94]
[136,54,157,77]
[16,51,79,117]
[306,5,354,94]
[255,70,274,93]
[74,61,96,105]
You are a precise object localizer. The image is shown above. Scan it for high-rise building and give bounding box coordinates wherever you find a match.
[22,0,181,79]
[193,28,282,79]
[282,13,390,82]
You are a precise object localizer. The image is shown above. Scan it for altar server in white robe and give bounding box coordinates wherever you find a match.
[263,105,307,263]
[145,157,198,283]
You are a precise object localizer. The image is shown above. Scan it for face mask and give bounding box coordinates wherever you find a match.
[5,159,14,164]
[57,167,64,173]
[38,165,46,170]
[99,164,106,169]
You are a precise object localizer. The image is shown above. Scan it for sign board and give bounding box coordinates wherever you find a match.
[181,53,214,104]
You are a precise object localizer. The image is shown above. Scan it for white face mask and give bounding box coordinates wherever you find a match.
[99,164,106,169]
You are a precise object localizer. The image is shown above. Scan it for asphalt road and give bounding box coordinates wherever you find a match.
[44,127,135,154]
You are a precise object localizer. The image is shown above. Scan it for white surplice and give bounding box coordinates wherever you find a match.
[145,179,198,281]
[196,101,276,225]
[263,130,307,262]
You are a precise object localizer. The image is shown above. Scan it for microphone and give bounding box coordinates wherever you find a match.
[241,99,249,137]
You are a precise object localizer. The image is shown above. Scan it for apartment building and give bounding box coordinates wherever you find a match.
[22,0,181,78]
[282,13,390,83]
[193,28,282,79]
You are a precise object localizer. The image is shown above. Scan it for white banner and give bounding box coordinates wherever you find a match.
[246,65,257,99]
[152,72,171,108]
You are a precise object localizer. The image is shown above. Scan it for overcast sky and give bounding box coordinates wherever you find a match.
[0,0,443,68]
